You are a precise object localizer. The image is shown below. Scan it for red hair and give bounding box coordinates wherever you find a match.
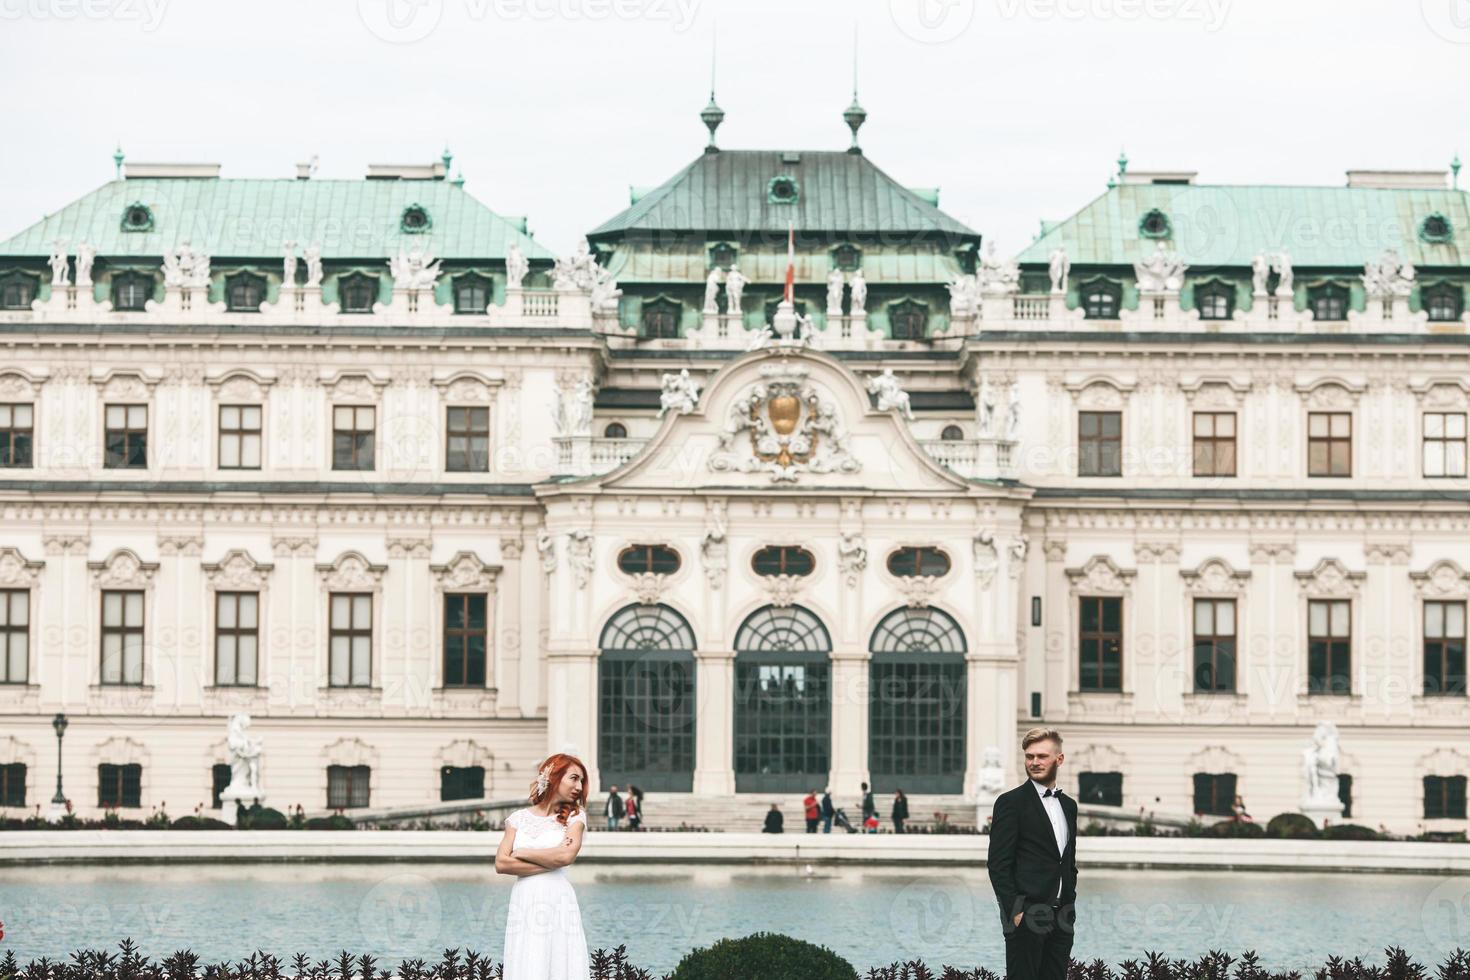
[528,753,588,826]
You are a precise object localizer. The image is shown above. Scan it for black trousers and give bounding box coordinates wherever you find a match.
[1004,901,1075,980]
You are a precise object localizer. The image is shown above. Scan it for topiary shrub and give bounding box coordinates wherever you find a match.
[669,932,857,980]
[1323,823,1381,841]
[170,815,232,830]
[1266,813,1319,838]
[305,814,356,830]
[1202,819,1265,838]
[237,805,288,830]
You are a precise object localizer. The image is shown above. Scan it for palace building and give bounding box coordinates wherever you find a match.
[0,109,1466,832]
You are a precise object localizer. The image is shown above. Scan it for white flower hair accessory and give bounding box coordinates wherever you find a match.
[533,764,552,800]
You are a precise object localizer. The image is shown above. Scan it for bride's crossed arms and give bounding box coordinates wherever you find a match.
[494,813,587,876]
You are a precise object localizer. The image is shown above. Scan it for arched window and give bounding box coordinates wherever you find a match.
[733,605,832,792]
[1082,279,1122,319]
[1423,283,1464,323]
[225,273,266,312]
[112,271,153,312]
[603,422,628,439]
[868,607,967,793]
[940,424,965,441]
[887,300,928,340]
[886,546,952,578]
[641,299,681,339]
[339,274,378,314]
[0,273,38,311]
[597,603,696,793]
[454,275,491,314]
[1309,284,1349,322]
[751,545,815,577]
[617,544,681,576]
[1194,281,1234,320]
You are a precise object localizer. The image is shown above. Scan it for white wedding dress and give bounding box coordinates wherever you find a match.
[501,807,591,980]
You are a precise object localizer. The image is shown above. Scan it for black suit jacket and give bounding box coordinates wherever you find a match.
[986,781,1079,926]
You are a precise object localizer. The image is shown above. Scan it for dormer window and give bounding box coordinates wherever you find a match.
[1424,283,1464,323]
[453,274,491,314]
[400,205,431,233]
[0,273,38,310]
[225,272,266,312]
[120,203,154,233]
[886,546,951,578]
[887,300,928,340]
[1421,213,1454,244]
[709,243,737,269]
[833,244,861,271]
[1081,279,1122,319]
[339,274,378,314]
[641,299,681,339]
[112,271,153,311]
[1139,209,1171,239]
[1194,281,1234,320]
[1308,283,1349,321]
[767,176,799,204]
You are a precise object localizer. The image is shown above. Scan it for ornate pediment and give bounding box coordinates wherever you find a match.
[321,736,377,768]
[1186,744,1243,772]
[206,369,276,401]
[1295,379,1364,409]
[0,547,43,587]
[1411,559,1470,599]
[894,574,942,608]
[1180,557,1251,595]
[433,370,502,404]
[431,551,500,592]
[710,360,860,483]
[202,550,273,590]
[91,369,159,401]
[1294,557,1365,597]
[316,551,387,591]
[1065,555,1135,594]
[88,549,159,588]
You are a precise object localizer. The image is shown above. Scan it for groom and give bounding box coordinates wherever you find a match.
[987,728,1078,980]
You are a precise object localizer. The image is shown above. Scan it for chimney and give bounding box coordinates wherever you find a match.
[124,162,222,179]
[1345,170,1448,190]
[1119,171,1197,186]
[365,161,448,181]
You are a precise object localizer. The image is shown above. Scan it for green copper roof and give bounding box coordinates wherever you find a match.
[0,177,554,261]
[1017,183,1470,269]
[587,150,980,240]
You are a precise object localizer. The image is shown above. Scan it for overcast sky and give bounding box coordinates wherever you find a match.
[1,0,1466,257]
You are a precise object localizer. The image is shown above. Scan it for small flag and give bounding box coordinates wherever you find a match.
[783,222,795,304]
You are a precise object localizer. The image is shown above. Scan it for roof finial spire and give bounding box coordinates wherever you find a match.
[843,23,867,155]
[700,27,725,153]
[1117,148,1129,176]
[442,144,453,175]
[113,143,125,180]
[1453,151,1462,189]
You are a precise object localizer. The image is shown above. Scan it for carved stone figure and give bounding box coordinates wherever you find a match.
[710,363,860,483]
[1251,254,1270,296]
[701,510,728,589]
[703,267,723,314]
[75,241,95,288]
[837,532,867,586]
[947,273,979,316]
[977,241,1021,295]
[973,531,999,582]
[556,377,596,436]
[1273,250,1294,297]
[849,268,867,315]
[390,246,442,292]
[282,241,297,288]
[48,240,69,287]
[1008,533,1029,566]
[1048,246,1070,295]
[162,241,212,289]
[977,746,1006,801]
[723,264,748,315]
[226,713,263,796]
[536,528,557,575]
[552,239,599,291]
[303,244,323,288]
[867,368,914,419]
[1004,384,1022,441]
[658,369,700,418]
[567,529,594,589]
[1134,242,1187,292]
[505,243,529,288]
[977,377,998,437]
[590,264,622,313]
[1301,721,1341,806]
[1362,249,1416,299]
[826,268,845,315]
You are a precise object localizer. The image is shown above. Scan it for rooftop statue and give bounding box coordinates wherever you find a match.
[1362,249,1415,299]
[590,263,622,313]
[724,264,748,316]
[389,246,442,292]
[282,241,297,288]
[162,241,212,289]
[303,243,323,288]
[505,242,529,288]
[1134,241,1187,292]
[1251,253,1270,296]
[826,267,846,315]
[1273,249,1294,297]
[978,241,1021,295]
[75,241,95,289]
[552,238,599,291]
[48,239,69,287]
[658,369,701,418]
[1048,246,1070,295]
[947,274,979,316]
[849,268,867,315]
[703,267,723,314]
[867,368,914,420]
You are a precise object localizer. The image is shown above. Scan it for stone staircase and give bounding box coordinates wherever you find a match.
[614,793,979,833]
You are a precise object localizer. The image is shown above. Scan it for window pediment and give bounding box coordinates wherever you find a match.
[1411,559,1470,599]
[1065,555,1135,594]
[1294,558,1365,597]
[1180,557,1250,595]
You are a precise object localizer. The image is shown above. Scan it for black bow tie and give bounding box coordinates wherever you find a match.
[1043,788,1061,798]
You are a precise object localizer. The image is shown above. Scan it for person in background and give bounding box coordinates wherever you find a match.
[803,790,820,833]
[625,785,642,831]
[863,813,880,833]
[603,784,624,831]
[892,789,909,834]
[763,803,784,834]
[820,788,835,833]
[860,782,876,829]
[1232,794,1252,823]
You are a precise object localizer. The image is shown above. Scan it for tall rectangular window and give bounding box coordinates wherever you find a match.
[100,590,145,685]
[1078,411,1122,477]
[443,593,487,687]
[329,593,372,687]
[1193,597,1237,692]
[0,762,24,807]
[440,765,485,802]
[98,762,142,807]
[332,406,375,471]
[1307,412,1351,477]
[1193,772,1237,816]
[1307,599,1352,695]
[211,763,232,809]
[219,405,263,470]
[446,407,490,472]
[1078,771,1123,806]
[1423,413,1468,478]
[215,592,260,687]
[0,588,28,683]
[1424,600,1467,696]
[1192,412,1237,477]
[1078,596,1123,692]
[0,403,34,468]
[104,404,148,469]
[327,764,371,809]
[1424,775,1468,820]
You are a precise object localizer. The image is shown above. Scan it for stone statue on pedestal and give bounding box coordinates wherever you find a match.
[1048,247,1070,295]
[658,369,701,418]
[304,244,323,289]
[506,243,529,288]
[826,268,845,315]
[218,713,264,826]
[75,241,95,289]
[1300,720,1345,827]
[849,268,867,315]
[703,268,723,314]
[724,264,747,316]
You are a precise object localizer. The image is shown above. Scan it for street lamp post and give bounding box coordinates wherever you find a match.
[47,712,68,821]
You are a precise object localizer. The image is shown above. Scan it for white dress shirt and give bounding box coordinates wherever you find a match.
[1031,779,1069,897]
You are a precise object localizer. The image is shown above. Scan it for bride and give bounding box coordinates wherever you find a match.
[496,753,592,980]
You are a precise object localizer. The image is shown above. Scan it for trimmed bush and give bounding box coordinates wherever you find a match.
[170,815,233,831]
[237,805,288,830]
[670,932,857,980]
[1323,823,1382,841]
[1202,818,1266,838]
[1266,812,1319,838]
[305,814,356,831]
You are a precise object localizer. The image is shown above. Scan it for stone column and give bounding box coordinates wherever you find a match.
[828,649,868,797]
[1134,540,1183,719]
[1042,538,1071,723]
[158,533,205,710]
[692,648,735,796]
[1364,542,1411,719]
[386,536,432,712]
[495,535,524,716]
[545,647,597,781]
[42,534,89,706]
[1246,542,1296,720]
